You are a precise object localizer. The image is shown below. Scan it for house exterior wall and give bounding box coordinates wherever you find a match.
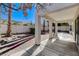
[41,26,69,31]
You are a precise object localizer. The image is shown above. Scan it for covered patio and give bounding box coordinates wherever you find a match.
[34,3,79,56]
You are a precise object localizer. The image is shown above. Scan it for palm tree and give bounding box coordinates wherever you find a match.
[0,3,16,37]
[6,3,12,37]
[1,3,32,37]
[6,3,33,37]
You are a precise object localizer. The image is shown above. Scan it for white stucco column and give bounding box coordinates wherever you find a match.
[55,22,58,39]
[68,24,71,34]
[72,21,75,40]
[68,22,72,34]
[35,5,41,45]
[35,16,41,45]
[68,21,75,40]
[49,20,52,39]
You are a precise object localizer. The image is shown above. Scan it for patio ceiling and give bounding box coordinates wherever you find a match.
[44,4,79,22]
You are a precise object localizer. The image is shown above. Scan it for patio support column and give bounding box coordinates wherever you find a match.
[49,20,52,39]
[68,22,72,34]
[35,16,41,45]
[72,21,75,40]
[55,22,58,39]
[35,5,41,45]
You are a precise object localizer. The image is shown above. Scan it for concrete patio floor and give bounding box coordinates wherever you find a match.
[22,32,79,56]
[1,32,79,56]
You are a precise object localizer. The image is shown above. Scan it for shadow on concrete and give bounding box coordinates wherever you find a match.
[22,33,79,56]
[36,39,78,56]
[22,45,39,56]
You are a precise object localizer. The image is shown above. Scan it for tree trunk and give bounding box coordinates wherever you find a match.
[6,4,12,37]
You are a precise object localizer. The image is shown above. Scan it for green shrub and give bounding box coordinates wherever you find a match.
[30,28,35,34]
[23,24,28,26]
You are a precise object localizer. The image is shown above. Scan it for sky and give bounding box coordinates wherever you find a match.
[1,4,36,24]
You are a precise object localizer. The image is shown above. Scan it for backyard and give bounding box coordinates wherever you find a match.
[0,3,79,56]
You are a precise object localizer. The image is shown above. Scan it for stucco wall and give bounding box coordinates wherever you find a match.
[0,25,30,34]
[0,25,69,34]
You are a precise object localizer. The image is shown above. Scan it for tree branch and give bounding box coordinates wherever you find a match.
[1,3,19,11]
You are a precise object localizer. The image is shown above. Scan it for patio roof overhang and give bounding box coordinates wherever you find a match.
[35,3,79,45]
[44,4,79,23]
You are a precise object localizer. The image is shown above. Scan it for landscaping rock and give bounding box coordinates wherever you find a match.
[0,40,8,45]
